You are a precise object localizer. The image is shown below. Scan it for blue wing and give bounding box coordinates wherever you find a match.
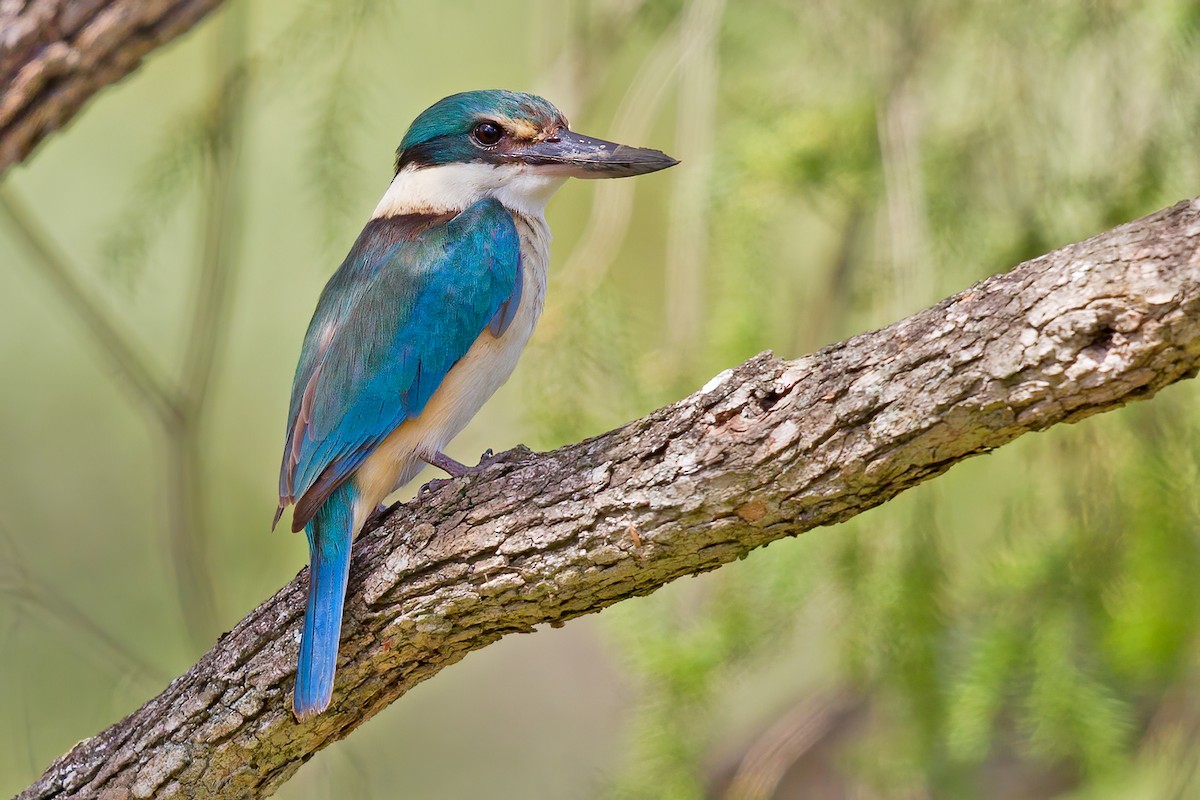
[277,198,521,531]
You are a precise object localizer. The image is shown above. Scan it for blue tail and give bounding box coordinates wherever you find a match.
[294,481,356,719]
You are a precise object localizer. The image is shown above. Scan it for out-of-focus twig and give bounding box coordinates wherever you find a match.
[539,17,684,336]
[0,188,177,425]
[798,199,867,352]
[0,525,167,682]
[873,7,939,317]
[164,2,250,649]
[663,0,724,366]
[878,74,930,316]
[722,695,856,800]
[534,0,646,120]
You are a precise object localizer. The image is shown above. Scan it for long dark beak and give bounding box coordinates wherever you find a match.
[512,129,679,178]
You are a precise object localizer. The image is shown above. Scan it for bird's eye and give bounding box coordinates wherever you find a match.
[472,121,504,146]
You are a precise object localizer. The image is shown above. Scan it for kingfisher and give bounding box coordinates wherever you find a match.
[275,90,677,719]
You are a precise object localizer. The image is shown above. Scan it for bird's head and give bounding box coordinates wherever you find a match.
[375,89,678,218]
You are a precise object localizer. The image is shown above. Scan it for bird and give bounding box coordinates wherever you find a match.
[275,89,678,719]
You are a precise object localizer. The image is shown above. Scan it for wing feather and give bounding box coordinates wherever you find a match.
[277,198,521,530]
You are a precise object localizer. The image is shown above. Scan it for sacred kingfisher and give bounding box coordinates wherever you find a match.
[276,90,677,718]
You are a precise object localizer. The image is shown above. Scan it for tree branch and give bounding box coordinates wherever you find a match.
[20,198,1200,798]
[0,0,227,177]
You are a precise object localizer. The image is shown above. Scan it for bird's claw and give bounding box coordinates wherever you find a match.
[476,448,504,469]
[364,501,400,534]
[476,444,531,470]
[418,477,454,499]
[417,445,533,500]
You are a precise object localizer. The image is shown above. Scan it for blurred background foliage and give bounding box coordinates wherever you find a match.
[2,0,1200,797]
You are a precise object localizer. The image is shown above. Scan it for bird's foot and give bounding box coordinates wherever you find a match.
[416,446,532,498]
[422,446,528,477]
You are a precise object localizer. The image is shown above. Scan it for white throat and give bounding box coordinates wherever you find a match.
[373,162,567,219]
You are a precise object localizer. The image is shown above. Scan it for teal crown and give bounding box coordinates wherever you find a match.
[395,90,563,172]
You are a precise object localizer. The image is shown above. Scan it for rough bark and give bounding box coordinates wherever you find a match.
[19,197,1200,798]
[0,0,226,177]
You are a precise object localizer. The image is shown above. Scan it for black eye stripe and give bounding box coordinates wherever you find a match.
[472,121,504,146]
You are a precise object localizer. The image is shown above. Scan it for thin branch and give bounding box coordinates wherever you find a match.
[0,187,178,424]
[161,3,249,649]
[17,197,1200,799]
[180,8,248,417]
